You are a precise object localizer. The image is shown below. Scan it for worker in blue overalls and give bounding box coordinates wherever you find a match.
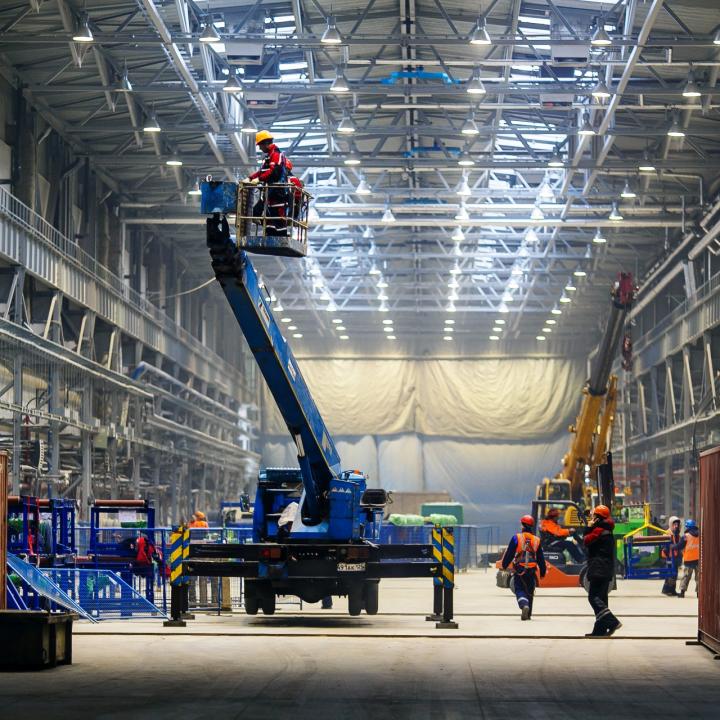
[501,514,547,620]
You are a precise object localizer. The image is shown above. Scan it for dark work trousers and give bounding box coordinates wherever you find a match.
[513,571,537,615]
[588,577,615,627]
[549,538,585,563]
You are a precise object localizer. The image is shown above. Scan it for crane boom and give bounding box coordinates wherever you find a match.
[207,215,340,524]
[560,273,634,501]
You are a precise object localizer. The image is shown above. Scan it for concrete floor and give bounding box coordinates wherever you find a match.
[1,572,717,719]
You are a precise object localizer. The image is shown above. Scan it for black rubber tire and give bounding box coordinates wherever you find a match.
[244,594,259,615]
[364,582,379,615]
[348,590,363,616]
[261,594,276,615]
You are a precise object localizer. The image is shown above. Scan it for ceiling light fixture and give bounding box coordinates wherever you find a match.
[609,200,624,221]
[356,177,371,195]
[639,152,656,172]
[548,150,563,168]
[578,112,596,136]
[337,114,357,134]
[466,67,487,95]
[143,112,161,133]
[223,74,243,94]
[551,304,562,315]
[344,151,361,166]
[590,22,612,46]
[564,279,576,292]
[117,68,133,93]
[591,78,612,100]
[331,70,350,93]
[165,156,183,166]
[455,205,470,221]
[451,226,465,242]
[456,177,472,197]
[199,22,221,43]
[573,266,587,278]
[525,228,539,245]
[620,180,636,199]
[321,15,342,44]
[458,152,475,167]
[667,113,686,138]
[559,292,571,304]
[593,228,607,244]
[682,71,702,98]
[538,181,555,202]
[381,204,395,223]
[461,116,480,135]
[530,204,544,221]
[241,114,258,134]
[72,14,94,43]
[469,17,491,45]
[188,180,202,196]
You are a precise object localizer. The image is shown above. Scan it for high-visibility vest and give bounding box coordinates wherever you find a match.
[514,532,540,569]
[683,533,700,563]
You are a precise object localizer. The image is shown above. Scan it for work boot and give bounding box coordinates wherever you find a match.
[584,620,607,638]
[521,605,531,621]
[605,617,622,637]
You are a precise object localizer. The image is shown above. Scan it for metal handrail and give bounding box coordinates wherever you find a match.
[633,269,720,355]
[0,185,242,383]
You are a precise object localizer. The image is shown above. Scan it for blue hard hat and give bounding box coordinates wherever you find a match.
[685,519,697,529]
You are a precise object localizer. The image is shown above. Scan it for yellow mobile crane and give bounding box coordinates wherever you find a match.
[535,272,635,525]
[530,273,635,589]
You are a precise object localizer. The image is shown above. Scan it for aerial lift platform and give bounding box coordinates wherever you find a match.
[171,181,443,618]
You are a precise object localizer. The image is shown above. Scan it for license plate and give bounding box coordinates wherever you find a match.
[337,562,366,572]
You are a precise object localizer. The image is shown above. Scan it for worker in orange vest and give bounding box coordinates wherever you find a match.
[188,511,209,529]
[500,514,547,621]
[678,519,700,598]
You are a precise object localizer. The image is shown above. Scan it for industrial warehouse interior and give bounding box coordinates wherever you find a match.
[1,0,720,717]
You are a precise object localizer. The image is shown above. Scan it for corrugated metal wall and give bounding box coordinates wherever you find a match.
[699,447,720,654]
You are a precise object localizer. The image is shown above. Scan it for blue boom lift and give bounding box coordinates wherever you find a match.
[180,182,439,616]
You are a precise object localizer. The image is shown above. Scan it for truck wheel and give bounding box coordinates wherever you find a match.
[364,582,379,615]
[244,594,259,615]
[261,593,276,615]
[348,590,363,616]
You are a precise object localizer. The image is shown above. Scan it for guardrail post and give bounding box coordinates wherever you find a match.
[163,526,187,627]
[436,527,459,630]
[426,524,443,621]
[180,526,195,620]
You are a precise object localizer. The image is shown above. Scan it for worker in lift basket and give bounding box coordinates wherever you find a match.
[244,130,295,237]
[540,508,585,562]
[583,505,622,637]
[501,515,547,621]
[677,519,700,598]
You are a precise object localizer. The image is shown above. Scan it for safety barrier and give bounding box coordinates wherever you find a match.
[42,568,166,620]
[380,524,480,571]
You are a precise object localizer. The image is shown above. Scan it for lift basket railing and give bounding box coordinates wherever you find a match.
[235,182,312,258]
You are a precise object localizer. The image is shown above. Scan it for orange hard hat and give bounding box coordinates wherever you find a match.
[255,130,273,145]
[194,510,206,520]
[593,505,611,519]
[521,514,535,527]
[547,508,560,518]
